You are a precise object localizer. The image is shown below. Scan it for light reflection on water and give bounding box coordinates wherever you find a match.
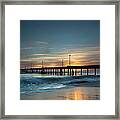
[21,87,100,100]
[65,90,89,100]
[57,88,100,100]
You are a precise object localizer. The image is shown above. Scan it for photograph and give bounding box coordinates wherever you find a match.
[20,20,100,100]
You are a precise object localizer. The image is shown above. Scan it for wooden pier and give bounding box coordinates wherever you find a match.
[20,65,100,76]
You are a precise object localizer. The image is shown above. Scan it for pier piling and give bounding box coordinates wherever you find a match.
[21,65,100,76]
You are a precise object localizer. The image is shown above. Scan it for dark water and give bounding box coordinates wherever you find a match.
[20,74,100,96]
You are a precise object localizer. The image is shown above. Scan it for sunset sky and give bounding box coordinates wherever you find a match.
[20,20,100,68]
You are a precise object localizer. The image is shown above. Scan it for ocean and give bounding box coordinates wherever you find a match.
[20,74,100,100]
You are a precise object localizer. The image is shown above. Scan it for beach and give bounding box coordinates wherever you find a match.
[20,74,100,100]
[21,86,100,100]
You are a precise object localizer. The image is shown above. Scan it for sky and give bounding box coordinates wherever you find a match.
[20,20,100,68]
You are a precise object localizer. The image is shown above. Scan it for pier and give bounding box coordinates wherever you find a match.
[20,65,100,76]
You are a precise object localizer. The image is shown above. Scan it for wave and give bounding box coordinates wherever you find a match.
[20,74,100,95]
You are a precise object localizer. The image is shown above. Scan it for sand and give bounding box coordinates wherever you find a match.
[21,86,100,100]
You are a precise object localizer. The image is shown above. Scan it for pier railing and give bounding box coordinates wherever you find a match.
[20,65,100,76]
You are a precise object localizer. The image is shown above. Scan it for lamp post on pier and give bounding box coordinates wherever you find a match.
[61,59,64,67]
[42,60,43,68]
[68,54,71,66]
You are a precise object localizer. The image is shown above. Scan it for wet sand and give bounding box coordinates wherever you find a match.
[21,86,100,100]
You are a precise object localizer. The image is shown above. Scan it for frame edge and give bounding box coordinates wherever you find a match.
[1,0,119,119]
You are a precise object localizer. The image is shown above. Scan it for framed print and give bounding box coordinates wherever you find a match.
[0,0,119,119]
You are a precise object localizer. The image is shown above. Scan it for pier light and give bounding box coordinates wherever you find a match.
[42,60,44,68]
[62,59,64,67]
[68,54,71,66]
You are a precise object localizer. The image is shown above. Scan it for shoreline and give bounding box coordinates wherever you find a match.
[21,86,100,100]
[20,74,100,100]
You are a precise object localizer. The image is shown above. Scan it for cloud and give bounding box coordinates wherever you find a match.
[36,41,48,45]
[20,46,100,68]
[31,54,49,56]
[21,47,35,50]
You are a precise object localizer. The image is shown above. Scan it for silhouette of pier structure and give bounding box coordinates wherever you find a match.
[20,65,100,76]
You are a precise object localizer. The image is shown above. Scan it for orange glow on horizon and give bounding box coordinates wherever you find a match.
[21,50,99,68]
[31,62,97,68]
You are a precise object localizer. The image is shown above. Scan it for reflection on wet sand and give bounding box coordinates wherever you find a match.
[58,88,99,100]
[21,87,100,100]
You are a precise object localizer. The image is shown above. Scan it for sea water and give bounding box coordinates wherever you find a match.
[20,74,100,96]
